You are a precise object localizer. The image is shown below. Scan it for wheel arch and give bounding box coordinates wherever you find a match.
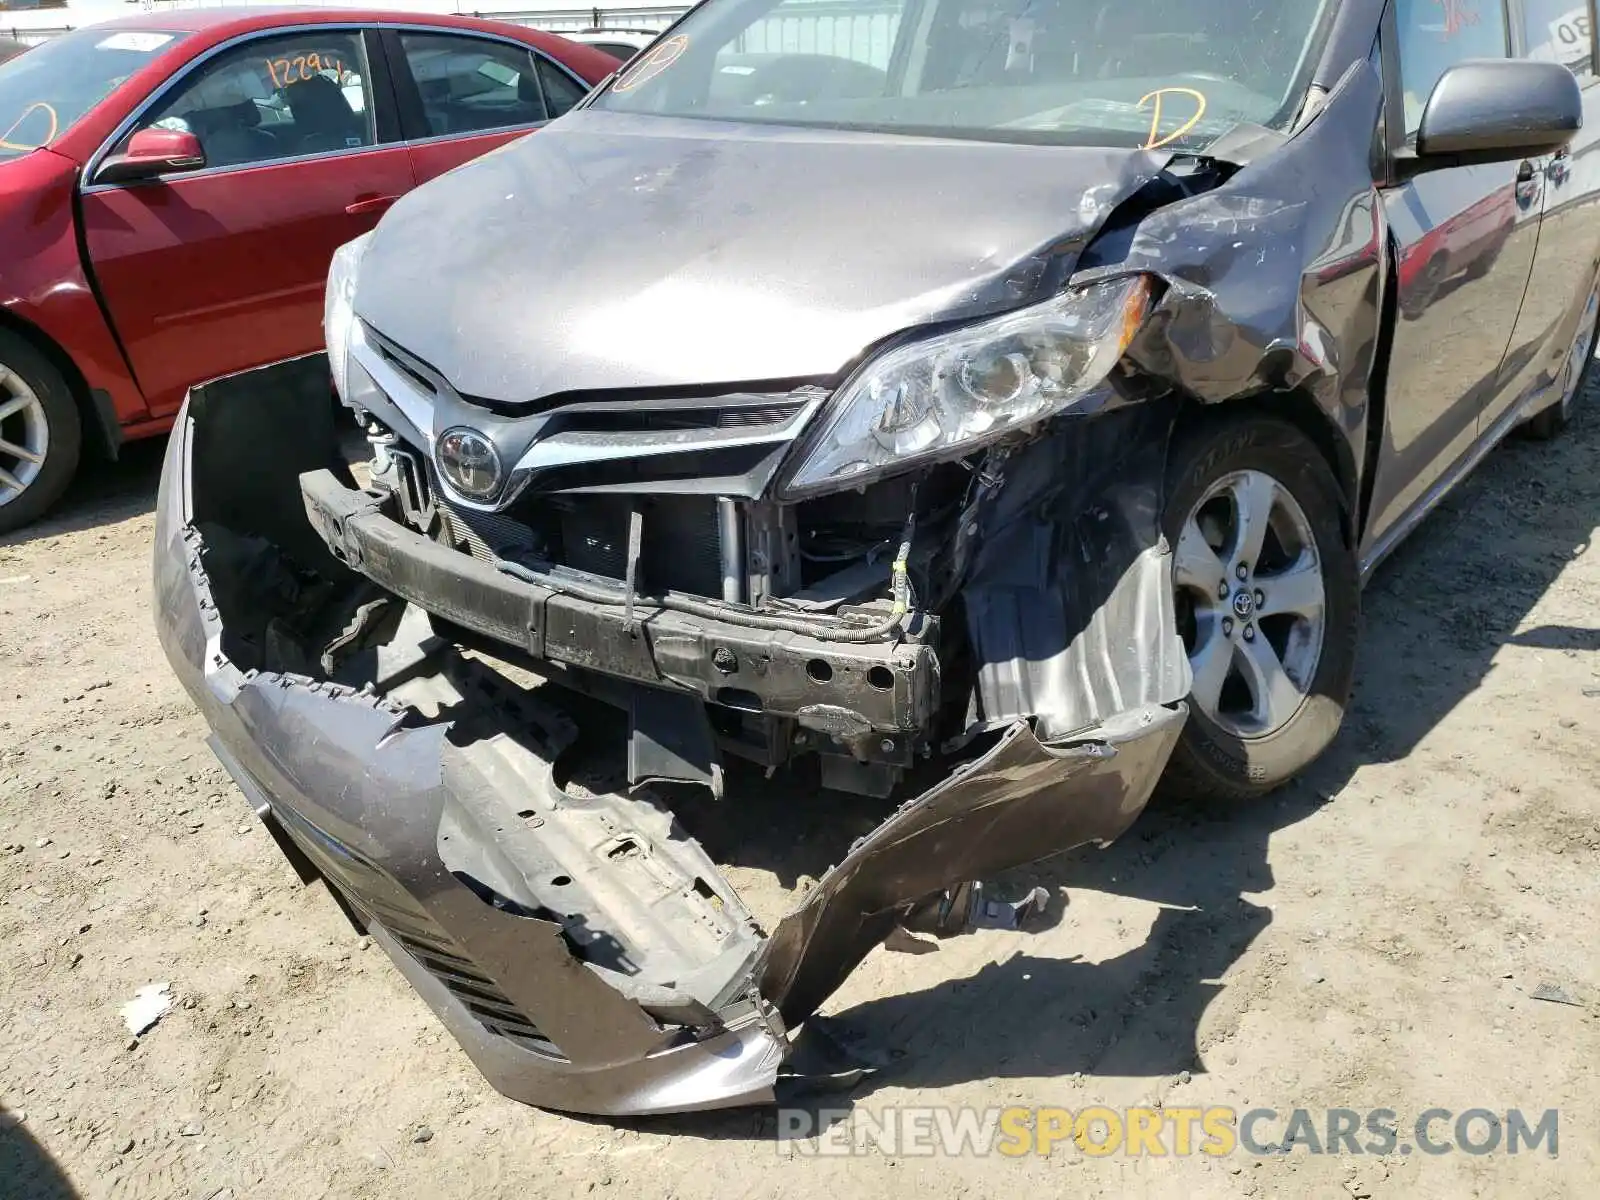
[0,307,118,462]
[1170,391,1361,549]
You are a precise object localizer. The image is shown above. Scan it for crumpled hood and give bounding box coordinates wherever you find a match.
[355,110,1167,402]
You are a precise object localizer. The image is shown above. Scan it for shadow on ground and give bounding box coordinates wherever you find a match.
[0,1109,81,1200]
[1314,402,1600,791]
[0,436,166,548]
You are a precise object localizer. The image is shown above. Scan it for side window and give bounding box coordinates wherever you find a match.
[592,42,643,63]
[1521,0,1594,77]
[1394,0,1511,134]
[537,57,588,117]
[397,33,548,135]
[133,31,373,168]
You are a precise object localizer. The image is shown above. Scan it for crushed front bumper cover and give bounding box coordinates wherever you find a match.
[154,360,1188,1116]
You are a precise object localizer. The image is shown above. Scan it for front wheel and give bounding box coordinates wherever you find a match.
[1523,282,1600,441]
[1161,414,1360,802]
[0,330,81,535]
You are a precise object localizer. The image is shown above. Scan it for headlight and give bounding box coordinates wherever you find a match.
[325,231,373,405]
[783,274,1154,495]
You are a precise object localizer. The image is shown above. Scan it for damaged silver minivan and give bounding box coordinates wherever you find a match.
[156,0,1600,1115]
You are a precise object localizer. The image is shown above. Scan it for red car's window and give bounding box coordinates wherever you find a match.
[123,30,375,169]
[397,32,551,135]
[538,55,589,116]
[0,27,191,160]
[589,42,644,63]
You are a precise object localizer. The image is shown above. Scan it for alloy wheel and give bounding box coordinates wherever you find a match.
[0,360,49,508]
[1173,468,1326,739]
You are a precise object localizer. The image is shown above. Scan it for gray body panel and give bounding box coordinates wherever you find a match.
[355,110,1169,400]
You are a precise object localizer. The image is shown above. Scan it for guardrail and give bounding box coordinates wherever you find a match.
[489,0,905,66]
[475,5,688,30]
[1,25,69,42]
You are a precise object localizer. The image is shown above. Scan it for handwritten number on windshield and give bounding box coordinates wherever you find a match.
[265,54,348,89]
[0,101,59,152]
[1139,87,1206,150]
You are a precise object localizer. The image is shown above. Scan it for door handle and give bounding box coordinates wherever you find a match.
[1515,159,1542,205]
[345,194,399,216]
[1544,146,1573,184]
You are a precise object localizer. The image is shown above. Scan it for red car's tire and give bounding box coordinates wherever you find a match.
[0,329,82,535]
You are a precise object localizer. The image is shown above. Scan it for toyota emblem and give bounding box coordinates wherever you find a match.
[436,427,503,500]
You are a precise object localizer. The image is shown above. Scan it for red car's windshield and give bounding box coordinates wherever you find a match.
[0,27,190,161]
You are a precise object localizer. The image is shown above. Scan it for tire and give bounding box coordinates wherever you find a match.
[0,329,81,535]
[1161,413,1360,803]
[1400,253,1447,320]
[1523,284,1600,442]
[1462,244,1498,283]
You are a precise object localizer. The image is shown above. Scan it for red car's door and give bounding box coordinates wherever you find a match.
[382,29,593,186]
[78,27,415,416]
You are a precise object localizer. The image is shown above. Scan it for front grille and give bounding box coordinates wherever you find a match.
[549,494,723,595]
[271,803,558,1056]
[542,399,807,435]
[438,490,543,562]
[356,885,557,1055]
[357,327,819,595]
[436,485,725,598]
[383,920,553,1053]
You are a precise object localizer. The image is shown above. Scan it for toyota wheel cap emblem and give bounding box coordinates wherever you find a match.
[436,427,502,500]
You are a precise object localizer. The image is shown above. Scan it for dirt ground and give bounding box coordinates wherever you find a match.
[2,385,1598,1200]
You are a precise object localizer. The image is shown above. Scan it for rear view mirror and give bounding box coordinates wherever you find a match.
[95,127,206,185]
[1401,58,1581,179]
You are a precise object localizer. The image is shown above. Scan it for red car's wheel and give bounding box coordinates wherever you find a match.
[0,329,82,534]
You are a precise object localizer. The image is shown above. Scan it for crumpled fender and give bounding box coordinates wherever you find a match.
[1087,59,1390,500]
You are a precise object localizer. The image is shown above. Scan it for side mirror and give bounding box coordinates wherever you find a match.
[94,127,206,186]
[1400,58,1581,179]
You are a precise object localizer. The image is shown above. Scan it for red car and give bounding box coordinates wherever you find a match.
[1396,184,1520,320]
[0,9,615,531]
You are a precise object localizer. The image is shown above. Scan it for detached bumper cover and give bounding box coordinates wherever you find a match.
[154,363,1189,1117]
[155,407,790,1115]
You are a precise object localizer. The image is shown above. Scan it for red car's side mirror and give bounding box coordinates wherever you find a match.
[94,127,206,186]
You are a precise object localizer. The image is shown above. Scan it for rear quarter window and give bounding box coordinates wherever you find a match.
[592,41,643,61]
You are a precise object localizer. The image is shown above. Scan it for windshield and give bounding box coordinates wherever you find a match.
[595,0,1334,149]
[0,27,190,161]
